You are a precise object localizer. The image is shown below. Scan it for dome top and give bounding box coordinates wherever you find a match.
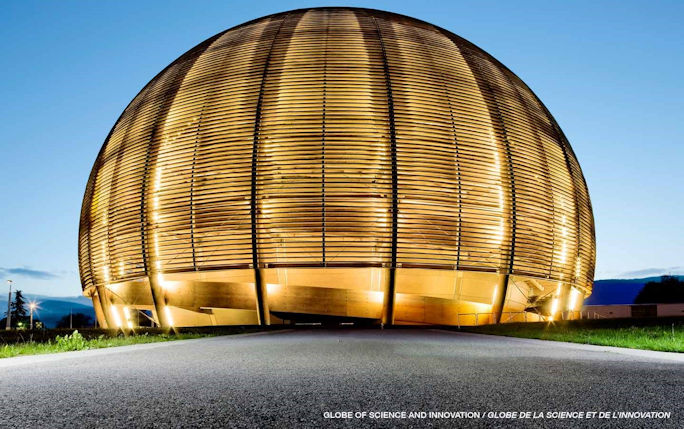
[79,7,595,296]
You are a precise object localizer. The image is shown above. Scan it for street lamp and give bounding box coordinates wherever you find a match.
[5,280,12,330]
[29,302,37,330]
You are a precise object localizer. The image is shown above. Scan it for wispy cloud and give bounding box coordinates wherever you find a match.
[616,266,684,279]
[0,267,59,280]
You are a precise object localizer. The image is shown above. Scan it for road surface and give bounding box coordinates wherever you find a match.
[0,329,681,428]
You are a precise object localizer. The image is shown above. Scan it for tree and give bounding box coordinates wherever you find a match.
[11,290,28,321]
[56,313,94,329]
[634,276,684,304]
[2,290,29,328]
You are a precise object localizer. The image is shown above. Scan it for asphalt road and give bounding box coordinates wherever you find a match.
[0,329,681,428]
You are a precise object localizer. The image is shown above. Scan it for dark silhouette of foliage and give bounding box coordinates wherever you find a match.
[2,290,29,328]
[634,276,684,304]
[11,290,28,320]
[56,312,94,329]
[0,316,30,329]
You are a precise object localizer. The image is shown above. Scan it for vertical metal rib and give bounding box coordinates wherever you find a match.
[371,15,399,325]
[526,83,584,286]
[82,156,101,309]
[497,73,556,279]
[188,104,206,271]
[321,11,329,266]
[413,27,464,270]
[444,83,464,270]
[558,131,582,285]
[140,42,215,327]
[81,104,120,318]
[251,15,289,325]
[486,75,516,322]
[457,50,518,323]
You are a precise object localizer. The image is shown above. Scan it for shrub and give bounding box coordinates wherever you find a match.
[54,330,88,351]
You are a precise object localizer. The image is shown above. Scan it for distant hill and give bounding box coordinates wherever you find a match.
[585,276,684,305]
[0,294,95,328]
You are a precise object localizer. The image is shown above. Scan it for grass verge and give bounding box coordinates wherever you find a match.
[0,326,274,359]
[460,318,684,352]
[0,331,211,359]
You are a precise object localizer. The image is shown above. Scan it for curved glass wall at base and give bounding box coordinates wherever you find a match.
[88,267,587,327]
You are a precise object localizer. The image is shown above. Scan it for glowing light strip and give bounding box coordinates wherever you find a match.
[549,298,559,322]
[568,287,580,311]
[164,306,174,327]
[110,305,122,328]
[123,306,134,329]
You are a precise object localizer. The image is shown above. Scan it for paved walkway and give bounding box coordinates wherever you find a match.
[0,329,681,428]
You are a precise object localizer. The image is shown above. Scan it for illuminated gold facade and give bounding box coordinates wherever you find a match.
[79,7,595,328]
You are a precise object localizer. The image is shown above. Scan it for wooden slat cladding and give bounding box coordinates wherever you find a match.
[79,7,595,294]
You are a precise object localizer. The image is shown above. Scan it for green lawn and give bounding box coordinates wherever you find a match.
[461,319,684,352]
[0,330,213,359]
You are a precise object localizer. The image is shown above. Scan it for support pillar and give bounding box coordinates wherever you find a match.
[91,292,107,328]
[381,267,396,325]
[149,275,171,328]
[254,268,270,326]
[556,282,571,321]
[95,285,115,328]
[372,15,398,327]
[492,273,510,324]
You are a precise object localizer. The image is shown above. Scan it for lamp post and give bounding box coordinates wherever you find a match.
[29,302,37,330]
[5,280,12,330]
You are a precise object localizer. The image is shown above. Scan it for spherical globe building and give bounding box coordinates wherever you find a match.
[79,7,595,328]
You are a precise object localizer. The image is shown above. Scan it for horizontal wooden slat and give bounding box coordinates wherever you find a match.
[79,7,595,295]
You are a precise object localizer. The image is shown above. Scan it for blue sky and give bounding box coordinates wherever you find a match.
[1,0,682,296]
